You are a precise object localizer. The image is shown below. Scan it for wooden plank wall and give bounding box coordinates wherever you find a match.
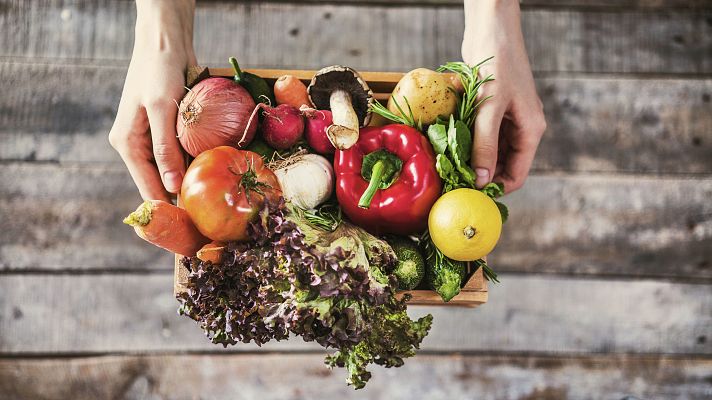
[1,0,711,398]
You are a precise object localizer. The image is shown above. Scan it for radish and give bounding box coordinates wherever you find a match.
[244,103,304,150]
[302,107,335,155]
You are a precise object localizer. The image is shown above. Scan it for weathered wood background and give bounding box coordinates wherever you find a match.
[1,0,711,399]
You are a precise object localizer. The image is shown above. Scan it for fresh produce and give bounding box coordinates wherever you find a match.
[387,68,457,126]
[180,146,281,242]
[370,59,504,297]
[308,66,373,150]
[123,200,209,257]
[272,153,334,210]
[429,188,502,261]
[178,199,432,389]
[196,242,225,264]
[302,108,335,154]
[259,104,305,150]
[334,124,441,235]
[438,59,495,128]
[388,237,425,290]
[274,74,312,109]
[229,57,275,105]
[419,61,504,292]
[245,137,276,160]
[177,77,258,157]
[422,230,467,302]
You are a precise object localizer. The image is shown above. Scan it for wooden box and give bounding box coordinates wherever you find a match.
[174,67,488,308]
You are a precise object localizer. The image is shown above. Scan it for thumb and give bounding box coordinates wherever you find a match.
[146,100,186,194]
[471,104,503,189]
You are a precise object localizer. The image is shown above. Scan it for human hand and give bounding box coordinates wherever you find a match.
[109,0,196,202]
[462,0,546,193]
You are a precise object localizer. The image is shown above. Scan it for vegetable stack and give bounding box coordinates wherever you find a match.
[124,56,508,389]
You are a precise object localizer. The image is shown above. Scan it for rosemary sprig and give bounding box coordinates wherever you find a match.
[369,96,422,131]
[437,58,495,129]
[472,259,499,283]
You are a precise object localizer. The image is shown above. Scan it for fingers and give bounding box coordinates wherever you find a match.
[109,100,172,203]
[471,102,505,189]
[495,113,546,193]
[146,99,186,194]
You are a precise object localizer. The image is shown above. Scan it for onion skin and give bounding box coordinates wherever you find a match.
[303,109,335,155]
[177,77,257,157]
[261,104,304,150]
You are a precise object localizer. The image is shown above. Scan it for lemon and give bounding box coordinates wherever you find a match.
[428,188,502,261]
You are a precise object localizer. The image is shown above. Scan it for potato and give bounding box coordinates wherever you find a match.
[387,68,458,126]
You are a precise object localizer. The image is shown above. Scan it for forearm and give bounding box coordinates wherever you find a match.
[462,0,522,64]
[135,0,196,59]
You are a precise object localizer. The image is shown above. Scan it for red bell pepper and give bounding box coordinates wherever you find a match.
[334,124,442,235]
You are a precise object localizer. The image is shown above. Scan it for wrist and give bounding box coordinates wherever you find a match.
[135,0,195,58]
[464,0,519,29]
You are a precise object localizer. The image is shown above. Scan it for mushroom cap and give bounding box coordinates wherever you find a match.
[308,65,373,127]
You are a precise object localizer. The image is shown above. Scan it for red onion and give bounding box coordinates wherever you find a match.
[302,108,335,155]
[260,104,304,150]
[177,77,257,157]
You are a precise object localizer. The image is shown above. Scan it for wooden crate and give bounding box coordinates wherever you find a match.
[174,67,488,308]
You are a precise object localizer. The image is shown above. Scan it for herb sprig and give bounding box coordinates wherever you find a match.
[370,95,422,131]
[437,57,495,129]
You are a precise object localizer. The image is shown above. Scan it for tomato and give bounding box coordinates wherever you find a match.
[180,146,281,242]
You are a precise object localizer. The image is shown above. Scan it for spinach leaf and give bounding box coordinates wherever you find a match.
[447,117,472,165]
[427,123,448,155]
[480,182,505,198]
[495,200,509,224]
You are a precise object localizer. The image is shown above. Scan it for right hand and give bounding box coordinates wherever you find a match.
[109,0,196,202]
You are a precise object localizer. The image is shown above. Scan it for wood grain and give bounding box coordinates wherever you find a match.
[1,2,711,74]
[0,163,171,270]
[3,163,710,280]
[3,62,712,174]
[0,273,709,354]
[1,353,711,400]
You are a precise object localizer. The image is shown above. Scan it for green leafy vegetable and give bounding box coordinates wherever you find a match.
[426,123,448,155]
[178,199,431,389]
[301,202,343,232]
[447,116,472,166]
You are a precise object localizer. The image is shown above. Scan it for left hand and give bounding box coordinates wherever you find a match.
[462,0,547,193]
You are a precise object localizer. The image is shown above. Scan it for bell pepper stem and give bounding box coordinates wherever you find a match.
[358,160,386,209]
[229,57,244,83]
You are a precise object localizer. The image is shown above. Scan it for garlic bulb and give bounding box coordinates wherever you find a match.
[273,154,334,210]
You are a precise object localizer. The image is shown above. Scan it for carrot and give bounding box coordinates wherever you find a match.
[123,200,209,257]
[196,241,226,264]
[274,75,312,109]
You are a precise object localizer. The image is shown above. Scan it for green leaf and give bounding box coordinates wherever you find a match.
[435,153,455,181]
[449,119,472,165]
[480,182,505,199]
[495,200,509,224]
[455,163,476,187]
[427,123,448,155]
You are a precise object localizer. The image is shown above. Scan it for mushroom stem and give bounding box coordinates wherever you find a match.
[327,90,360,149]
